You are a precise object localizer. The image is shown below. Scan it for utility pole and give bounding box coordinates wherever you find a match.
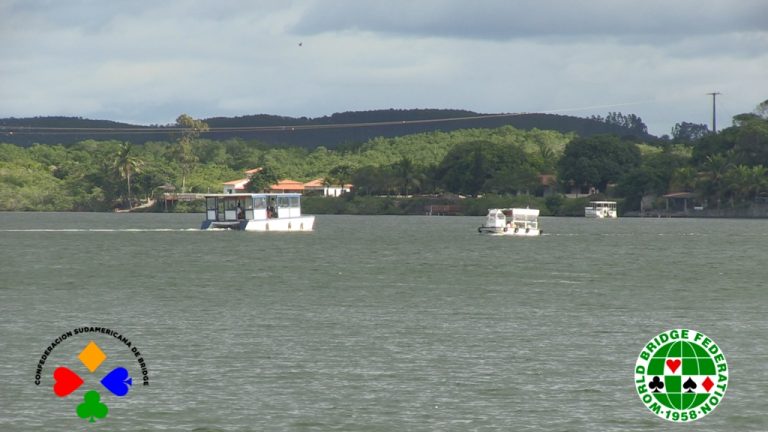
[707,92,721,133]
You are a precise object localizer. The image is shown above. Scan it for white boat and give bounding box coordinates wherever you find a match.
[201,193,315,231]
[585,201,618,218]
[478,208,542,236]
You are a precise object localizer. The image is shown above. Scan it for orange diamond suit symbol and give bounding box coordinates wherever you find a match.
[78,341,107,372]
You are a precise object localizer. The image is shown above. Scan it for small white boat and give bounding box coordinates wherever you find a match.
[585,201,618,218]
[478,208,542,236]
[201,193,315,231]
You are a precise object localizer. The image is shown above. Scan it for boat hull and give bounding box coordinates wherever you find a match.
[202,216,315,231]
[478,226,541,236]
[584,209,617,218]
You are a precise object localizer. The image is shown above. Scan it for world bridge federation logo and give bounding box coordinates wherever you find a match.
[34,327,150,423]
[634,329,728,422]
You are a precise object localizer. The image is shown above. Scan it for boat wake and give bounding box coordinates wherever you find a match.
[0,228,201,232]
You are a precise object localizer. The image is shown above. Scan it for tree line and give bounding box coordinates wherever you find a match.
[1,102,766,214]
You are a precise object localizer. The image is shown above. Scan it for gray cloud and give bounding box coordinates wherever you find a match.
[0,0,765,135]
[293,0,768,41]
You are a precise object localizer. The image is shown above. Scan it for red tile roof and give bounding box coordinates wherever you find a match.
[303,178,324,188]
[269,179,305,191]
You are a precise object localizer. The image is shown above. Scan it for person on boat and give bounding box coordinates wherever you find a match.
[236,203,244,220]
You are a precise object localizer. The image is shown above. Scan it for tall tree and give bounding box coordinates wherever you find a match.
[437,140,537,196]
[602,112,649,135]
[558,135,641,192]
[113,142,142,208]
[173,114,209,192]
[246,166,279,193]
[753,99,768,120]
[671,122,709,142]
[732,113,768,166]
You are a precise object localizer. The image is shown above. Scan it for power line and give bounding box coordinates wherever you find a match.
[0,100,655,135]
[0,112,528,135]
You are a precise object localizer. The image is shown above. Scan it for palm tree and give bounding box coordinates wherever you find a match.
[394,158,423,195]
[724,165,753,206]
[326,163,355,191]
[535,141,557,174]
[747,165,767,201]
[671,167,698,192]
[702,154,732,208]
[114,142,143,208]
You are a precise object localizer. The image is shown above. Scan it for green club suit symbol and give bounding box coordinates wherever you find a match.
[76,390,109,422]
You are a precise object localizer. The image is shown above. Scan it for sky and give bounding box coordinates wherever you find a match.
[1,0,766,136]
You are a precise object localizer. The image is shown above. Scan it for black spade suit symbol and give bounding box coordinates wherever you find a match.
[683,377,698,393]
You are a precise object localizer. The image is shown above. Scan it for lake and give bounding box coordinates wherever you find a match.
[0,212,766,431]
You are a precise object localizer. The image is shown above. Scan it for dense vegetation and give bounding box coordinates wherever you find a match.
[1,102,766,215]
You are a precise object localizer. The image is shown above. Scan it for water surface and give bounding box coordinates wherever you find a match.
[0,213,766,431]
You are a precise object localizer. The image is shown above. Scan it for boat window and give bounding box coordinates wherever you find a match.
[253,197,266,209]
[206,197,216,211]
[289,196,300,207]
[226,200,238,210]
[277,196,290,207]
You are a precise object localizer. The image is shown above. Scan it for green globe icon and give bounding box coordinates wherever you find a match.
[647,340,717,411]
[635,329,728,422]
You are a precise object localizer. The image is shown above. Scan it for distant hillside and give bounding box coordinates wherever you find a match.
[0,109,657,148]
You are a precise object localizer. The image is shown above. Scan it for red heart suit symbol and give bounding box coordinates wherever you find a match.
[666,359,681,373]
[53,366,84,397]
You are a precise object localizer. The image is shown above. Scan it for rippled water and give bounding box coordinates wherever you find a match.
[1,212,766,431]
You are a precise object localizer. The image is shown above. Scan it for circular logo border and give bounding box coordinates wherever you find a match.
[634,328,728,422]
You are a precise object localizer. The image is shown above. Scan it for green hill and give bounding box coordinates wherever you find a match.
[0,109,656,148]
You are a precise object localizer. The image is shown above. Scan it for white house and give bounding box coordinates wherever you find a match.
[303,178,352,197]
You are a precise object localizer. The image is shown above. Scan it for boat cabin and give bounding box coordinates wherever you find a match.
[201,193,314,231]
[585,201,618,218]
[506,208,540,232]
[205,193,303,222]
[478,208,542,236]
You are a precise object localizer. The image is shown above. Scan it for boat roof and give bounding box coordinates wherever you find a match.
[203,193,303,198]
[589,201,617,204]
[490,208,540,216]
[511,208,539,216]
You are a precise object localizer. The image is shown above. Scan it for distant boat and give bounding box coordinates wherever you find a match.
[478,208,542,236]
[201,193,315,231]
[585,201,617,218]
